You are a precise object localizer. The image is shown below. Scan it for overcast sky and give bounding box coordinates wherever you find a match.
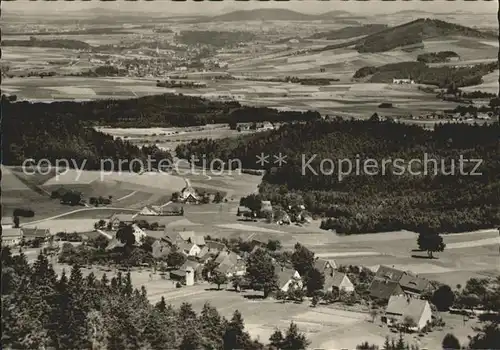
[4,0,497,16]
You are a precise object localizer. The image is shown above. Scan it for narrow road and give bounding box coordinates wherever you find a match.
[21,207,139,226]
[116,190,138,202]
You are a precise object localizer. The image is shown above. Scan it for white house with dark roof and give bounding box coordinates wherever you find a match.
[177,242,201,257]
[1,228,22,247]
[2,216,14,229]
[324,271,354,293]
[314,257,337,276]
[384,295,433,331]
[275,265,302,292]
[109,213,136,230]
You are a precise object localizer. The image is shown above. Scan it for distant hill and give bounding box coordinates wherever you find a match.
[355,18,497,53]
[308,24,388,40]
[317,10,354,18]
[208,8,358,22]
[316,18,497,53]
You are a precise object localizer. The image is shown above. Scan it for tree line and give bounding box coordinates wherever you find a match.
[1,247,312,349]
[1,94,320,130]
[353,61,497,88]
[176,119,500,234]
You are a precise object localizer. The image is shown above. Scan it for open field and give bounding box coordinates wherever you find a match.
[462,70,499,94]
[96,124,257,151]
[1,165,262,222]
[147,282,483,350]
[2,75,461,117]
[15,246,488,349]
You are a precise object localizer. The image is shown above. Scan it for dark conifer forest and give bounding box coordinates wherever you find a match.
[176,119,500,234]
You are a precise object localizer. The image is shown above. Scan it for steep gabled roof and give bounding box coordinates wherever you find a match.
[214,251,229,265]
[178,231,195,241]
[324,272,351,290]
[369,278,403,300]
[21,227,51,238]
[385,295,429,322]
[109,213,135,222]
[274,265,300,288]
[178,241,196,254]
[206,240,227,251]
[375,265,406,282]
[180,259,201,271]
[314,258,337,272]
[190,235,205,247]
[2,228,22,238]
[399,274,432,294]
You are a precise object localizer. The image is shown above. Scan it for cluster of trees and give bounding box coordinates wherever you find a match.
[354,61,497,88]
[354,18,495,53]
[357,334,420,350]
[175,30,256,48]
[308,24,388,40]
[89,196,112,207]
[51,188,84,206]
[2,98,173,169]
[177,119,500,234]
[416,51,459,63]
[2,37,91,50]
[2,93,320,135]
[1,248,311,349]
[428,278,500,349]
[72,65,128,78]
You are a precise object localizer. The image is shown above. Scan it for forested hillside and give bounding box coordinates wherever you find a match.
[317,18,495,53]
[353,61,497,88]
[176,119,500,234]
[0,249,307,349]
[1,99,170,170]
[1,95,320,129]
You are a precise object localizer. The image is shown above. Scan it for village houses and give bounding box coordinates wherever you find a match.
[275,265,303,292]
[383,295,433,331]
[369,265,433,301]
[108,213,137,230]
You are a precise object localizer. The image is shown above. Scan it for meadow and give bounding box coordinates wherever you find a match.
[3,75,461,117]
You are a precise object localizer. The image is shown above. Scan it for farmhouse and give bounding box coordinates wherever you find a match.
[21,228,51,242]
[261,200,273,213]
[205,240,228,253]
[369,279,404,301]
[179,179,200,204]
[214,257,246,278]
[131,224,147,242]
[398,274,433,297]
[275,265,303,292]
[324,272,355,293]
[170,266,195,286]
[1,228,22,247]
[108,213,136,230]
[314,257,337,276]
[383,295,433,331]
[375,265,406,282]
[2,216,14,229]
[373,265,433,297]
[177,242,201,257]
[198,240,228,262]
[178,231,206,247]
[236,206,252,216]
[138,206,160,216]
[392,78,415,85]
[179,259,203,281]
[105,238,125,251]
[152,240,171,259]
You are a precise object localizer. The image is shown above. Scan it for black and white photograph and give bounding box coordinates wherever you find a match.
[1,0,499,349]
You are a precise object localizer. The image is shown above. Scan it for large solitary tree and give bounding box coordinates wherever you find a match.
[245,248,277,298]
[417,232,446,258]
